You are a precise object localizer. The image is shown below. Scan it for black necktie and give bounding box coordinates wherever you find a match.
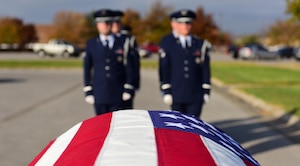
[184,39,188,49]
[105,40,110,49]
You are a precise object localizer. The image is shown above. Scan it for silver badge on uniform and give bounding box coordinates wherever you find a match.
[117,56,123,62]
[195,57,201,64]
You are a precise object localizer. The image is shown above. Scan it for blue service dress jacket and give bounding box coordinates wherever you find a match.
[159,33,211,104]
[83,35,137,105]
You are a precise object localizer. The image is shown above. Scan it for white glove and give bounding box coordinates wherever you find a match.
[122,92,132,101]
[163,94,173,105]
[85,95,95,105]
[203,94,210,103]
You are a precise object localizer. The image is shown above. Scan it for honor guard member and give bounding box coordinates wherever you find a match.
[159,9,211,117]
[83,9,136,115]
[111,10,140,109]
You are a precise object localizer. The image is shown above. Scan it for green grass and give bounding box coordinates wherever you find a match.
[0,59,159,69]
[141,59,158,69]
[211,61,300,116]
[211,62,300,85]
[243,86,300,116]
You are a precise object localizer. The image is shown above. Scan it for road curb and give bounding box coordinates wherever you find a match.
[211,77,300,129]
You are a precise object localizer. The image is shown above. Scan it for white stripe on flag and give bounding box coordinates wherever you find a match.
[200,135,246,166]
[94,110,157,166]
[35,122,82,166]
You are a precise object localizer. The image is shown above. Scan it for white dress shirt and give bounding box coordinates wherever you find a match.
[178,35,191,48]
[99,34,114,49]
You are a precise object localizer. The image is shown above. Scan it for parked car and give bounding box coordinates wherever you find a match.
[293,47,300,61]
[0,43,22,51]
[30,39,81,58]
[138,43,160,58]
[227,44,240,59]
[276,46,295,59]
[238,43,279,60]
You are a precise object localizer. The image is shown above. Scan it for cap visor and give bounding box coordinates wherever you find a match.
[174,17,193,23]
[95,17,113,22]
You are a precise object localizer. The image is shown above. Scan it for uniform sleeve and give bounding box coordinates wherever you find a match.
[123,37,137,95]
[159,39,172,94]
[201,40,211,95]
[130,36,140,90]
[83,41,94,96]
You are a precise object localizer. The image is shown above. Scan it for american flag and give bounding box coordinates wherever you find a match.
[29,110,260,166]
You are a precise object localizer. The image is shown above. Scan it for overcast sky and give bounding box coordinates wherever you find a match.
[0,0,289,36]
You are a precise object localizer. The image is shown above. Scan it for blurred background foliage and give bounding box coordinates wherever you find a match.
[1,0,300,48]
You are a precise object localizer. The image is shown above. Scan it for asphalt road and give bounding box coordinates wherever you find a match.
[0,52,300,165]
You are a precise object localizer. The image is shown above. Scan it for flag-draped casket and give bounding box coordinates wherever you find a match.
[29,110,260,166]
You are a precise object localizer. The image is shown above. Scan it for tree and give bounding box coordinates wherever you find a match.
[122,9,142,42]
[0,17,37,49]
[215,32,232,46]
[141,0,172,43]
[236,34,259,45]
[0,17,23,44]
[286,0,300,21]
[22,24,38,44]
[266,20,300,46]
[50,11,88,46]
[191,7,225,45]
[81,11,99,42]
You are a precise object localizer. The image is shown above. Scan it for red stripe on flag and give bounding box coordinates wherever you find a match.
[155,128,216,166]
[243,158,256,166]
[29,140,56,166]
[54,113,113,165]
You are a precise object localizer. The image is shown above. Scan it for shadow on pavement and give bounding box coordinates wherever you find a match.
[210,111,300,156]
[0,78,25,84]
